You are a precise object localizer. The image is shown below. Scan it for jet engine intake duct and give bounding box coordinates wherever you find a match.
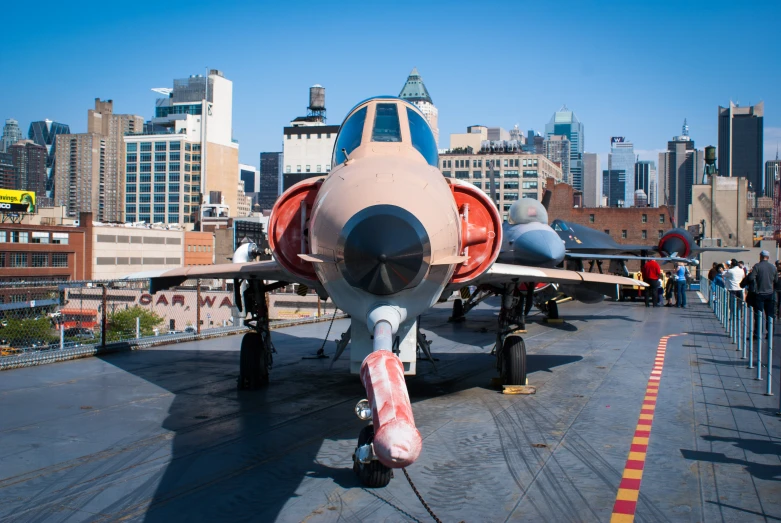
[340,205,430,296]
[658,228,693,258]
[448,180,502,284]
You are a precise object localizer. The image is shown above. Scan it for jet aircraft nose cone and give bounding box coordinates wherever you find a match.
[341,205,430,296]
[514,229,566,267]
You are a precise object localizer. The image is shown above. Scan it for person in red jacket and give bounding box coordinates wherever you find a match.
[641,259,663,308]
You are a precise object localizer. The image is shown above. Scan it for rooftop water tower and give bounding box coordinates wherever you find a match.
[308,85,326,123]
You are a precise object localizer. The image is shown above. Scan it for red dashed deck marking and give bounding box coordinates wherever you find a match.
[610,334,682,523]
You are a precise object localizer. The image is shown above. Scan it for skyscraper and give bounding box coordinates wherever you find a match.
[658,121,702,227]
[0,152,13,189]
[602,169,626,207]
[607,137,635,206]
[28,119,70,197]
[765,148,780,201]
[9,140,47,196]
[239,163,259,206]
[582,152,601,207]
[634,160,657,207]
[124,69,240,225]
[259,152,282,212]
[1,119,23,153]
[399,68,439,146]
[55,99,143,221]
[543,135,570,183]
[545,106,584,191]
[718,101,764,193]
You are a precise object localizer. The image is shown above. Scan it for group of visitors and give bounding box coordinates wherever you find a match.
[641,259,690,308]
[708,251,780,337]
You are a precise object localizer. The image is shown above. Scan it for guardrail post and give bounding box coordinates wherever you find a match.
[767,317,774,395]
[757,310,763,381]
[730,295,735,342]
[60,323,64,350]
[101,285,107,349]
[740,301,746,357]
[196,279,202,335]
[749,305,755,369]
[736,302,742,352]
[136,316,140,339]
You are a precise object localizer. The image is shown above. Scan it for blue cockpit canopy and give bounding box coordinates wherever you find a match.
[332,97,438,167]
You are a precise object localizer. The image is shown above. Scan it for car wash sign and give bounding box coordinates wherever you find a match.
[0,189,36,214]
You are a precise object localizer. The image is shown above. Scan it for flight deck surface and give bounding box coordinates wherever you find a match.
[0,295,779,522]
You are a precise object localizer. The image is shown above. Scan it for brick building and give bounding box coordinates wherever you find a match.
[184,231,215,266]
[546,180,676,268]
[0,212,93,282]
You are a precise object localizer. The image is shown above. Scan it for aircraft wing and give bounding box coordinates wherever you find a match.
[469,263,648,288]
[139,260,296,293]
[695,247,749,253]
[565,252,697,264]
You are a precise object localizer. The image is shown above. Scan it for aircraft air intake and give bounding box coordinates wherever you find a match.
[341,205,430,296]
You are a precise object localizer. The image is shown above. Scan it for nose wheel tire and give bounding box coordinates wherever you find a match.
[238,332,269,389]
[353,425,393,488]
[502,335,527,386]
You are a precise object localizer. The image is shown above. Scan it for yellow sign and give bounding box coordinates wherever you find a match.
[0,189,36,213]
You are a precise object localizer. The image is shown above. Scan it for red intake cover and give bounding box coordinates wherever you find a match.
[267,177,323,282]
[449,181,503,284]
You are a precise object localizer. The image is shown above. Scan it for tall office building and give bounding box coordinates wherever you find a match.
[602,170,626,207]
[8,140,47,196]
[283,86,339,191]
[607,137,635,206]
[545,106,584,191]
[239,163,259,205]
[582,152,601,207]
[765,149,780,201]
[259,152,282,211]
[55,99,143,221]
[0,152,13,189]
[28,120,71,197]
[523,130,544,154]
[1,119,23,153]
[658,121,702,227]
[124,70,240,225]
[399,68,439,146]
[543,135,570,183]
[634,160,657,207]
[718,101,764,193]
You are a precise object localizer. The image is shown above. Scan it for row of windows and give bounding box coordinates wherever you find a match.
[443,170,532,179]
[589,214,666,224]
[611,230,665,240]
[187,245,212,252]
[127,173,184,183]
[127,183,199,194]
[442,158,539,169]
[286,133,332,140]
[0,231,69,244]
[126,214,182,224]
[1,252,68,268]
[284,164,331,174]
[127,194,181,203]
[127,142,189,153]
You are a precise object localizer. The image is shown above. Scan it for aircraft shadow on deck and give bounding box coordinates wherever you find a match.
[681,436,781,481]
[87,329,583,522]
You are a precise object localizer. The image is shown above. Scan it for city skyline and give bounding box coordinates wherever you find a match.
[2,0,779,173]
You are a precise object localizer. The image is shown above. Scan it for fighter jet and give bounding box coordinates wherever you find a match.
[144,97,644,488]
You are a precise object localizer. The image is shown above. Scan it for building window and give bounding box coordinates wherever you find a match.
[126,164,137,174]
[170,142,181,151]
[126,174,137,183]
[455,171,469,179]
[155,173,166,183]
[169,193,179,203]
[140,153,152,162]
[168,204,179,214]
[139,204,151,214]
[154,194,165,203]
[126,194,136,203]
[140,184,151,193]
[127,184,136,193]
[140,142,152,152]
[155,163,167,172]
[31,232,49,244]
[642,214,647,223]
[11,253,27,267]
[52,253,68,267]
[642,230,647,239]
[154,183,166,193]
[169,152,180,161]
[126,154,137,163]
[154,214,165,223]
[155,142,167,151]
[154,204,166,214]
[658,230,664,239]
[589,214,595,223]
[316,165,321,172]
[523,170,538,178]
[139,194,151,203]
[155,153,166,162]
[168,215,179,223]
[0,231,6,243]
[659,214,665,224]
[139,174,151,183]
[140,163,152,173]
[622,230,627,239]
[32,253,48,267]
[169,183,180,193]
[127,143,137,152]
[286,165,291,173]
[126,204,137,214]
[12,231,28,243]
[306,165,311,173]
[297,165,302,173]
[185,143,191,151]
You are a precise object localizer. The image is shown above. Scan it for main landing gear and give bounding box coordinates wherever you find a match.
[495,285,528,386]
[236,279,286,390]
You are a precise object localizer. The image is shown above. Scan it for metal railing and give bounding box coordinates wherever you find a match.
[0,278,340,370]
[700,276,779,415]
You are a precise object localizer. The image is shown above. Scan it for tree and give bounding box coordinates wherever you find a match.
[0,317,58,347]
[106,306,163,342]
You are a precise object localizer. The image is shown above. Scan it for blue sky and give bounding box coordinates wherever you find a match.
[3,0,780,170]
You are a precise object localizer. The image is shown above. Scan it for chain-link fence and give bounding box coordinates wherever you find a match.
[0,279,342,370]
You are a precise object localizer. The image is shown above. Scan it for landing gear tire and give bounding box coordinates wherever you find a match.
[502,335,527,386]
[449,298,465,323]
[353,425,392,488]
[238,332,269,389]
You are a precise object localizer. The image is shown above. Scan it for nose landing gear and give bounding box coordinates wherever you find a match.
[495,285,528,386]
[237,279,286,390]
